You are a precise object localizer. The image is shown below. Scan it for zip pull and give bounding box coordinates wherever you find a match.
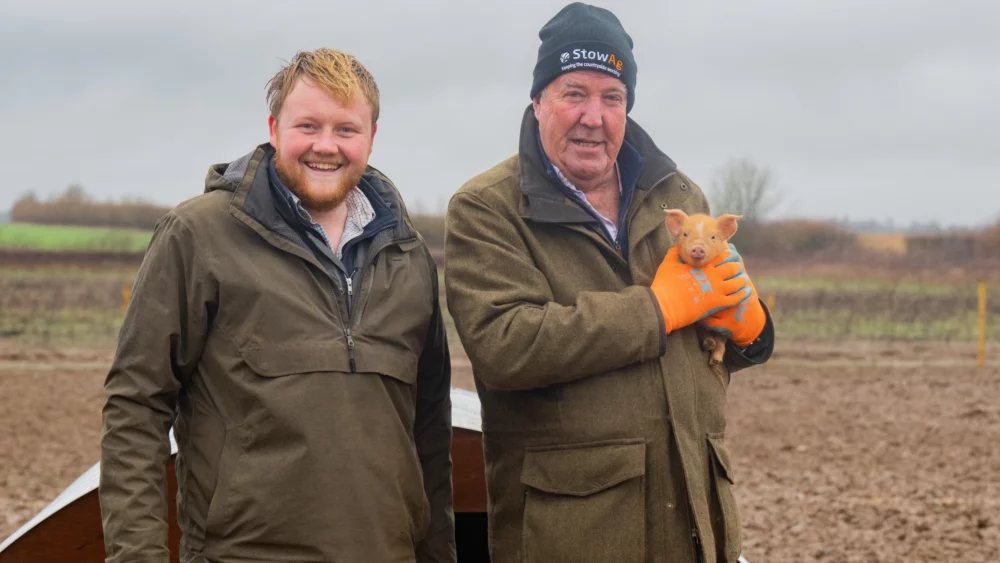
[346,328,357,372]
[346,277,353,298]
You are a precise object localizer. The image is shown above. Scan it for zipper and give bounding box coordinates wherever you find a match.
[345,326,357,372]
[343,276,356,372]
[299,262,352,374]
[339,237,417,371]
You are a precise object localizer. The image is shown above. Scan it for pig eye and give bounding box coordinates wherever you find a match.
[682,232,688,238]
[710,235,716,241]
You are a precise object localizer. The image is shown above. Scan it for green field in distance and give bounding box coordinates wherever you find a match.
[0,223,152,253]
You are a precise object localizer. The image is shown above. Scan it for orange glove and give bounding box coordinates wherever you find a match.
[701,246,766,345]
[650,246,751,334]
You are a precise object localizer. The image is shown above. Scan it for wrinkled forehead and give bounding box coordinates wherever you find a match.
[548,70,627,95]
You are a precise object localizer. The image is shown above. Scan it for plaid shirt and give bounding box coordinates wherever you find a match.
[280,187,376,260]
[334,188,376,258]
[550,163,623,240]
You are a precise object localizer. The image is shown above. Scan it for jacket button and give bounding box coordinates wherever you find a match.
[680,183,688,191]
[660,203,668,209]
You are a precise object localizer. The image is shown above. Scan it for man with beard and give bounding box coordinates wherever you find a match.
[445,4,773,563]
[100,49,455,563]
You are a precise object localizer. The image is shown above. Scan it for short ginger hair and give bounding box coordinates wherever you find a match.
[266,48,380,125]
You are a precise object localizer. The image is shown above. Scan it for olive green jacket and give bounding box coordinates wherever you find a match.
[100,144,455,563]
[445,107,774,563]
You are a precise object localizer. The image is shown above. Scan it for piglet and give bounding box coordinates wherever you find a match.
[663,209,742,367]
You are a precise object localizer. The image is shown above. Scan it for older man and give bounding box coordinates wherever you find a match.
[100,49,454,562]
[445,4,774,563]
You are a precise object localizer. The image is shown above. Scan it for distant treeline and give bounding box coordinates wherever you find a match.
[409,214,446,249]
[11,185,169,230]
[10,184,998,265]
[905,228,1000,261]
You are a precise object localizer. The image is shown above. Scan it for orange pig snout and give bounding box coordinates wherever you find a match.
[688,245,707,261]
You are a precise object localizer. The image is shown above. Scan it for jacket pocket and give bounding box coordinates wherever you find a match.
[240,344,417,385]
[203,425,245,539]
[241,344,351,376]
[706,432,741,562]
[520,440,646,563]
[354,346,418,385]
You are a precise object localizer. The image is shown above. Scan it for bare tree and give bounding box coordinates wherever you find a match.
[56,183,89,203]
[709,157,781,222]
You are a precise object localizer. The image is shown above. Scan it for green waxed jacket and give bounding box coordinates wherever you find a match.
[100,144,455,563]
[445,106,774,563]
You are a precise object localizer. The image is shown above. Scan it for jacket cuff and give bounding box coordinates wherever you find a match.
[644,287,668,357]
[724,300,775,371]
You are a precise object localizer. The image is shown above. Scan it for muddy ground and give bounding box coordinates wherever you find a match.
[1,341,997,562]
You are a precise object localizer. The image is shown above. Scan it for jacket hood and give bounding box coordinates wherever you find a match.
[204,145,263,194]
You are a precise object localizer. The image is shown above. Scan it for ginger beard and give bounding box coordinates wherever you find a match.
[273,143,365,212]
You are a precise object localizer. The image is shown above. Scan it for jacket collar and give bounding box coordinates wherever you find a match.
[265,152,397,249]
[517,104,678,224]
[223,143,413,247]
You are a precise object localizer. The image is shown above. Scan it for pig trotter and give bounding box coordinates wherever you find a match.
[706,335,727,386]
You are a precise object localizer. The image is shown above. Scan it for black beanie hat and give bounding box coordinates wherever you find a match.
[530,2,637,112]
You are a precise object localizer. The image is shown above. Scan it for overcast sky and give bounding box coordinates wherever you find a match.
[2,0,998,227]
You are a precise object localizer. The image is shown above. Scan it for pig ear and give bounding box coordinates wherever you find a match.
[717,214,742,240]
[664,209,687,237]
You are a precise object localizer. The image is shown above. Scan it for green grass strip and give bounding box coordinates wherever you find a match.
[0,223,152,252]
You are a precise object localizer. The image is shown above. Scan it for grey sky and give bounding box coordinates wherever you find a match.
[2,0,998,227]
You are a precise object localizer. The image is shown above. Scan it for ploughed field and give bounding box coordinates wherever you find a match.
[1,261,998,562]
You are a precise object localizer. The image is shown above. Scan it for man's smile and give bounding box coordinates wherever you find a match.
[305,161,344,172]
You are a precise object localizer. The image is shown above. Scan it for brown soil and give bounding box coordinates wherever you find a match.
[729,361,1000,562]
[0,272,131,311]
[0,346,114,537]
[1,343,997,561]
